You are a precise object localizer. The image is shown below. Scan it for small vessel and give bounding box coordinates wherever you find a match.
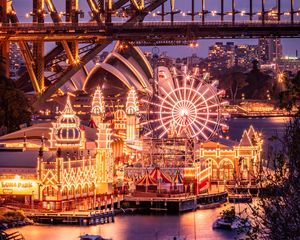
[79,234,112,240]
[212,207,250,230]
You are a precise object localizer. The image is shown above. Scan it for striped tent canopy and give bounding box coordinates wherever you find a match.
[150,167,172,184]
[136,170,157,186]
[173,170,184,184]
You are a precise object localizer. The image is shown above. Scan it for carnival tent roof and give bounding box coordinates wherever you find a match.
[173,170,184,184]
[150,167,172,184]
[136,171,157,186]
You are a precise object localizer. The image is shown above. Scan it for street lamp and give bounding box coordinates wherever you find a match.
[277,72,285,83]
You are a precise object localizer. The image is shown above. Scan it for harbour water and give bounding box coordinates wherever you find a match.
[227,117,288,141]
[7,117,288,240]
[10,205,235,240]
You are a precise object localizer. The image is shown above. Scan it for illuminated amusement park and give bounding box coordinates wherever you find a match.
[0,0,300,240]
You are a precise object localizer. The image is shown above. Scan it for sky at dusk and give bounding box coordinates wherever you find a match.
[11,0,300,58]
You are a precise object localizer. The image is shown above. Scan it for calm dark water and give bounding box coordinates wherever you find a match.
[227,117,289,156]
[10,206,235,240]
[8,117,287,240]
[227,117,288,141]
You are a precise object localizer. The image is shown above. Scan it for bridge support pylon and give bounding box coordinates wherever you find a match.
[33,0,45,92]
[66,0,79,63]
[0,0,9,78]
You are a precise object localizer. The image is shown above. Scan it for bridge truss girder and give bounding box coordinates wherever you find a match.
[1,0,300,108]
[33,0,167,108]
[15,0,130,95]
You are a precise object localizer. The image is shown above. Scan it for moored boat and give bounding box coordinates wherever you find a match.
[212,207,250,230]
[79,234,112,240]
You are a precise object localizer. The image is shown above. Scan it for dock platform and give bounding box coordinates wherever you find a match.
[123,192,227,213]
[27,210,114,226]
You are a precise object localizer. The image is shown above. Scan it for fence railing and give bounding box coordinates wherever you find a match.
[0,20,300,31]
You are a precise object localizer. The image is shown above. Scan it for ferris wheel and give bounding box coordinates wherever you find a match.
[141,68,229,141]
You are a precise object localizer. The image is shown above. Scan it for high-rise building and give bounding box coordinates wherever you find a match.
[9,42,25,81]
[235,44,259,67]
[258,7,283,63]
[208,42,235,70]
[258,38,282,63]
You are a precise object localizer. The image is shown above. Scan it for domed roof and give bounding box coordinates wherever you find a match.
[84,42,153,96]
[56,128,81,144]
[84,63,133,97]
[53,96,82,146]
[114,109,126,120]
[17,42,153,97]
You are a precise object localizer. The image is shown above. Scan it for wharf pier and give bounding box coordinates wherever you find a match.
[25,192,228,224]
[27,210,114,226]
[226,185,259,195]
[123,192,227,213]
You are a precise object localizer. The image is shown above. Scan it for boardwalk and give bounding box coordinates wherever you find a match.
[123,192,228,212]
[27,210,115,226]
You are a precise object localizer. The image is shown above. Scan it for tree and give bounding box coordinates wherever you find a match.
[218,67,248,102]
[243,60,274,100]
[240,73,300,240]
[0,59,32,134]
[279,71,300,115]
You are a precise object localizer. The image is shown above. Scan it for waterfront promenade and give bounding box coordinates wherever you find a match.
[27,210,115,226]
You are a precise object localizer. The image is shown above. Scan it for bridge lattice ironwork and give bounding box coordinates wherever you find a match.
[0,0,299,107]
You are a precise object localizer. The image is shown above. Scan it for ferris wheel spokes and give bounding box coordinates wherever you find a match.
[141,69,228,141]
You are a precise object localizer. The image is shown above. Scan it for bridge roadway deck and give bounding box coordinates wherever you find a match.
[0,21,299,42]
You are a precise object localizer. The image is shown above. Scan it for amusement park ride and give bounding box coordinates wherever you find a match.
[0,0,277,210]
[142,67,229,140]
[136,66,230,169]
[0,44,263,210]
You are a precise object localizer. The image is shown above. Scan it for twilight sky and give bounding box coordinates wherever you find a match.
[12,0,300,58]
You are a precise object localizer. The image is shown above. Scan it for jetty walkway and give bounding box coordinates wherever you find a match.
[27,210,114,226]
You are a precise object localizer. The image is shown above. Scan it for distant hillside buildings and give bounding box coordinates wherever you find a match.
[9,42,26,81]
[146,40,298,76]
[208,40,283,70]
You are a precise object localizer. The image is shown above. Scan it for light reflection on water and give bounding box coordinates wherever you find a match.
[8,117,287,240]
[227,117,288,141]
[227,117,288,156]
[9,204,237,240]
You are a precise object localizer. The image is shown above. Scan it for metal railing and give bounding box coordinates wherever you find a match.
[0,20,300,31]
